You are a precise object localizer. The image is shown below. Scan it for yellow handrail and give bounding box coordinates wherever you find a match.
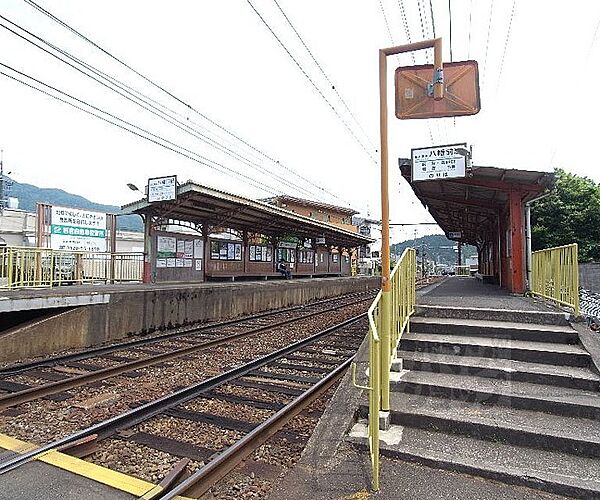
[531,243,579,314]
[0,246,144,289]
[355,247,416,491]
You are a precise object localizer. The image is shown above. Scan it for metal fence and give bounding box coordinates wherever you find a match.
[0,246,144,289]
[455,265,471,276]
[353,247,416,490]
[531,243,579,314]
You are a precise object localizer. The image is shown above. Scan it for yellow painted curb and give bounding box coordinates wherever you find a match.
[0,433,192,499]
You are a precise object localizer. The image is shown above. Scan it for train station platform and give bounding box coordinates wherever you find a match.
[0,276,379,363]
[272,277,596,499]
[418,275,564,312]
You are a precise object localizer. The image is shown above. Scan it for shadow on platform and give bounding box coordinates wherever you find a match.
[418,277,560,312]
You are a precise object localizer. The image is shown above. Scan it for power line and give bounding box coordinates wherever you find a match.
[245,0,377,166]
[379,0,397,46]
[448,0,453,62]
[416,0,431,63]
[22,0,353,207]
[271,0,376,151]
[0,16,329,202]
[0,63,283,196]
[396,0,416,63]
[429,0,437,38]
[482,0,495,91]
[496,0,516,93]
[467,0,473,59]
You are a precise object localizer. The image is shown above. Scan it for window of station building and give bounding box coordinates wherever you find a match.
[276,247,295,262]
[298,249,314,264]
[210,240,242,261]
[249,244,272,262]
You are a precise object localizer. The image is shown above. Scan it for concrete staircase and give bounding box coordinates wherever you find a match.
[354,305,600,498]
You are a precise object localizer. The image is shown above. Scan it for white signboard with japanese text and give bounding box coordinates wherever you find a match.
[50,206,107,252]
[411,143,468,182]
[148,175,177,202]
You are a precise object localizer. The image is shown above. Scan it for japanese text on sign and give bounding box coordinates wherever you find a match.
[50,206,107,252]
[411,143,468,182]
[148,176,177,202]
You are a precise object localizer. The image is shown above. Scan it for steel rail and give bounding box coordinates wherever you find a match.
[0,296,371,409]
[0,290,375,377]
[159,356,354,499]
[0,313,365,476]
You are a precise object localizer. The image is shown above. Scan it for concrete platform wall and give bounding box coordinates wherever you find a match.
[581,263,600,293]
[0,277,379,362]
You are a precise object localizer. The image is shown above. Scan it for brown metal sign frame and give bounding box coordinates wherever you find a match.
[395,60,481,120]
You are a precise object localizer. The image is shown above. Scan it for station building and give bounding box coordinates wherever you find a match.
[400,161,556,294]
[122,182,371,284]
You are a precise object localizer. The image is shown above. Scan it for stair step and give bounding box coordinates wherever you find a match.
[396,350,600,391]
[359,392,600,458]
[401,332,591,367]
[390,370,600,419]
[410,317,578,344]
[348,423,600,499]
[415,304,571,326]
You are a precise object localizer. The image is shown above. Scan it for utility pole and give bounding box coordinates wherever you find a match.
[457,241,462,269]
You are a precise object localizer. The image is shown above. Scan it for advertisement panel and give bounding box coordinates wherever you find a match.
[50,206,107,252]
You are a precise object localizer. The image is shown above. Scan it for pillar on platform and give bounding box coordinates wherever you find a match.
[509,191,525,294]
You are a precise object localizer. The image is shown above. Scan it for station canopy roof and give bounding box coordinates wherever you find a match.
[262,195,359,216]
[399,163,556,246]
[122,182,372,248]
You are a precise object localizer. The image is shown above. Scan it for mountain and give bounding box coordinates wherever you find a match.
[6,178,143,232]
[391,234,477,266]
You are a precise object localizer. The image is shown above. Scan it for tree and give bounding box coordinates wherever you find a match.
[531,168,600,262]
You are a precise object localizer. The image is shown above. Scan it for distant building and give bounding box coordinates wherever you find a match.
[263,195,358,233]
[352,216,381,275]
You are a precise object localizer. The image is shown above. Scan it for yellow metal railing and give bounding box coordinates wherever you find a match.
[353,247,416,491]
[0,246,144,289]
[455,265,471,276]
[531,243,579,314]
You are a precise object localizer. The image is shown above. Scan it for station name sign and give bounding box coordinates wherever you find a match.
[148,175,177,203]
[411,143,468,182]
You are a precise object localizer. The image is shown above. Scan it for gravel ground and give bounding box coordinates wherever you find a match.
[0,302,367,444]
[201,385,339,499]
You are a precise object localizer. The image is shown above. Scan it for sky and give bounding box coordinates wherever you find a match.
[0,0,599,244]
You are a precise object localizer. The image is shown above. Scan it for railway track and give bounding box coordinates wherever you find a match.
[0,291,374,410]
[0,312,367,499]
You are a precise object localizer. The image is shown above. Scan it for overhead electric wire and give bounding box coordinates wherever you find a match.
[0,16,327,202]
[245,0,377,166]
[23,0,353,207]
[448,0,453,62]
[379,0,397,46]
[416,0,431,63]
[467,0,473,59]
[496,0,516,93]
[271,0,376,151]
[0,63,282,196]
[429,0,437,38]
[390,0,435,145]
[482,0,495,90]
[397,0,416,63]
